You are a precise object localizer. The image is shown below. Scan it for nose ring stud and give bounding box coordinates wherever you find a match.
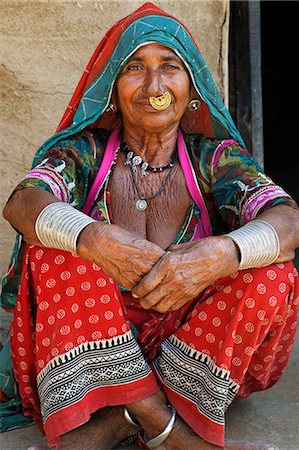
[149,92,172,110]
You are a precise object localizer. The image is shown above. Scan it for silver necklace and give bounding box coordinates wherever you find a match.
[123,144,177,177]
[130,164,176,211]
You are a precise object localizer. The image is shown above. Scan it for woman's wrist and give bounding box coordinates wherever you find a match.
[76,220,109,258]
[216,236,240,275]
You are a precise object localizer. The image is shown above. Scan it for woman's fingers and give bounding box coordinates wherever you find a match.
[132,251,185,306]
[131,260,166,301]
[140,290,175,312]
[78,222,165,287]
[139,277,205,313]
[134,240,227,312]
[140,285,186,312]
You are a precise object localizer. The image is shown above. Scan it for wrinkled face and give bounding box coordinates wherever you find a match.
[115,43,191,133]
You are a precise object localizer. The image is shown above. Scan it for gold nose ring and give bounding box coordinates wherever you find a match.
[149,92,172,110]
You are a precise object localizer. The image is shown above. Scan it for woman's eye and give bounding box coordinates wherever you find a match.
[163,64,180,70]
[127,64,143,71]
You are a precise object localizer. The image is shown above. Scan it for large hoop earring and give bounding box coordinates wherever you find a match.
[188,99,201,111]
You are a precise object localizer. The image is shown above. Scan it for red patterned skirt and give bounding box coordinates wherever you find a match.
[10,245,298,447]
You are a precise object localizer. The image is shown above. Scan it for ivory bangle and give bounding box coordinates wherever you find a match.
[35,202,96,253]
[226,220,280,270]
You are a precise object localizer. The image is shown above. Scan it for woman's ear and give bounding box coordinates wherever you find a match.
[110,89,119,114]
[189,86,200,103]
[187,87,201,111]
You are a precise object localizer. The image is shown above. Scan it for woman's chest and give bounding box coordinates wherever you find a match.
[108,163,192,249]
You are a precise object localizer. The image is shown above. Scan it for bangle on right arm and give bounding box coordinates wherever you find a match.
[35,202,96,253]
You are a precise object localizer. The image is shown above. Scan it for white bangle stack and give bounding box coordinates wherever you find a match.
[226,220,280,270]
[35,202,96,253]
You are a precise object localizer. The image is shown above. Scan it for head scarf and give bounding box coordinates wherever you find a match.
[34,2,244,163]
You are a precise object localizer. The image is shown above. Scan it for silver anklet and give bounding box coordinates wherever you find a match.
[35,202,96,253]
[123,408,140,430]
[142,406,176,449]
[226,219,280,270]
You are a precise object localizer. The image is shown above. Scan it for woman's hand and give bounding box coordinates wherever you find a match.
[131,236,240,313]
[77,222,165,291]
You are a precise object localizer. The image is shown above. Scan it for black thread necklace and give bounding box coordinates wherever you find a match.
[130,163,176,211]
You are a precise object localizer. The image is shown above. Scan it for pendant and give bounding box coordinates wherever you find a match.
[149,92,172,110]
[136,199,148,211]
[141,162,149,177]
[124,151,134,165]
[132,155,143,166]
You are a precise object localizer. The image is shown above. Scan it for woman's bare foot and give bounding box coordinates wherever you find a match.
[27,394,277,450]
[28,406,138,450]
[126,392,277,450]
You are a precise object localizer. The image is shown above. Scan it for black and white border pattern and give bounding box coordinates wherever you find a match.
[153,335,240,425]
[37,330,151,421]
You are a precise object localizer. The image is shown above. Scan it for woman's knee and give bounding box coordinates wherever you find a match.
[206,261,297,323]
[25,245,121,305]
[232,261,297,319]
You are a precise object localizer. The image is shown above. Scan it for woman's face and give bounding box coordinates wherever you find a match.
[115,43,191,133]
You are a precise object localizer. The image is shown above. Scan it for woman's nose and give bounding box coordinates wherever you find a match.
[143,69,163,96]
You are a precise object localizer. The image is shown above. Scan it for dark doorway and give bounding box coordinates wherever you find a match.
[229,1,299,203]
[261,1,299,203]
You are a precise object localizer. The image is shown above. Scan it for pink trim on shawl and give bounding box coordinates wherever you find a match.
[82,128,121,214]
[177,130,212,238]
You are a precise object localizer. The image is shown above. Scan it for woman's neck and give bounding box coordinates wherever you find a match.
[122,123,179,166]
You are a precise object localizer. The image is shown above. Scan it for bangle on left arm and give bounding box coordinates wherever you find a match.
[225,220,280,270]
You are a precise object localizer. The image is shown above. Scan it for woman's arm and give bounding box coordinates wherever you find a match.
[3,187,61,245]
[3,187,165,290]
[131,141,299,311]
[131,203,299,312]
[254,203,299,262]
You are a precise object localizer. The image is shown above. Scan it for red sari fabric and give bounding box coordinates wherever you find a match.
[10,245,298,447]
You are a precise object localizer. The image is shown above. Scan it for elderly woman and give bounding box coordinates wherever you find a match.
[2,3,299,450]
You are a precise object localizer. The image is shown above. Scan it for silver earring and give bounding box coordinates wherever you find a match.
[188,99,201,111]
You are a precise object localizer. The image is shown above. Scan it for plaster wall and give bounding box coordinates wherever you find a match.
[0,0,229,276]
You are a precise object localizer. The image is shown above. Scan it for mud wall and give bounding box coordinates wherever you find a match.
[0,0,229,275]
